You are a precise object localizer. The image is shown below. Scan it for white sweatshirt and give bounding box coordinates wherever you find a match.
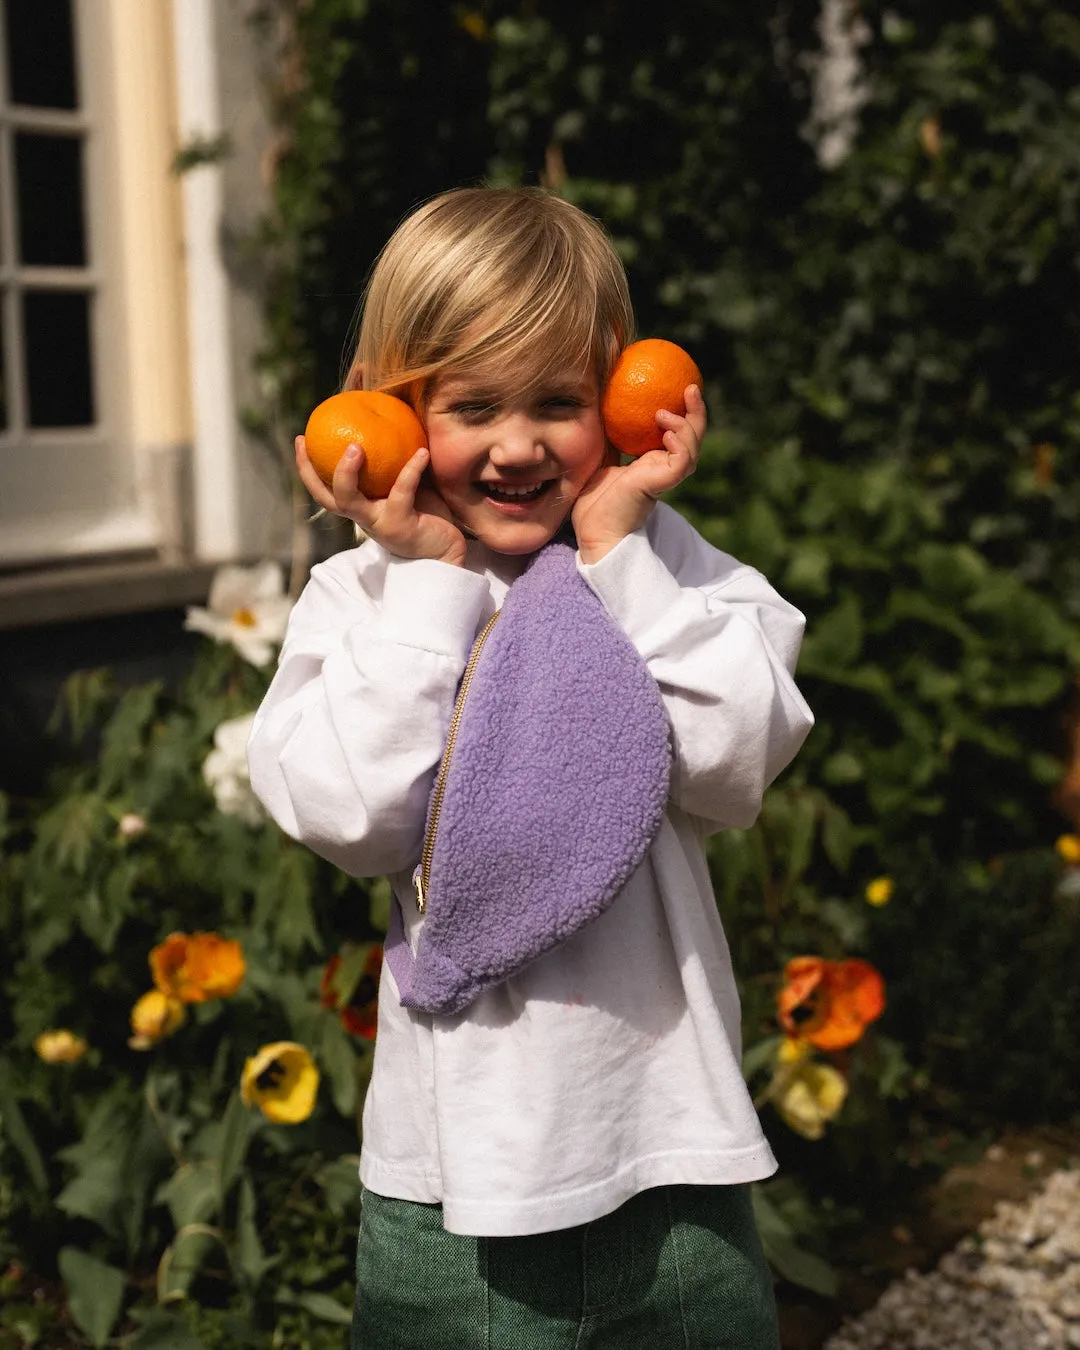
[247,503,814,1236]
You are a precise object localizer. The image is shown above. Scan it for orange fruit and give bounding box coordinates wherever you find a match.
[601,338,702,458]
[303,390,427,497]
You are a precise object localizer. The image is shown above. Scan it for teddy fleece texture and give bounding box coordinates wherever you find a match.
[384,536,672,1015]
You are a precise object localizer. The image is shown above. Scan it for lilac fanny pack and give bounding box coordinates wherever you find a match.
[383,536,672,1016]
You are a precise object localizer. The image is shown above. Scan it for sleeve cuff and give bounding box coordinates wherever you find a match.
[379,556,490,658]
[576,527,684,645]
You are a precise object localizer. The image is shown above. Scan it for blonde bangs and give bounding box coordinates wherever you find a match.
[346,188,634,409]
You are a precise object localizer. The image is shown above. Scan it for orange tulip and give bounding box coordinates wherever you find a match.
[150,931,246,1004]
[778,956,885,1051]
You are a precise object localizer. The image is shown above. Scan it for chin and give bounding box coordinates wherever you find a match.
[461,503,575,557]
[478,520,568,557]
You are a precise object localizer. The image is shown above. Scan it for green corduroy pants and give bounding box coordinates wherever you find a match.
[351,1182,780,1350]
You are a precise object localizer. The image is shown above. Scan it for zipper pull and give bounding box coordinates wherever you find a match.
[412,865,426,914]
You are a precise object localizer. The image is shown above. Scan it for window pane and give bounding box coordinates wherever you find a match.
[22,290,94,427]
[15,133,86,266]
[5,0,77,109]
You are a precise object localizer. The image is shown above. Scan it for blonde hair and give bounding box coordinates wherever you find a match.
[345,187,634,408]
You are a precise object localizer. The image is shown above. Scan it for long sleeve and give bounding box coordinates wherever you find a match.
[247,543,491,876]
[578,503,814,831]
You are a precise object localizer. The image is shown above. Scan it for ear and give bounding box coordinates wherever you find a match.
[344,361,365,391]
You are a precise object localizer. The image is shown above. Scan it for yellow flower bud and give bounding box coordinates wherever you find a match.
[34,1030,88,1064]
[1055,834,1080,866]
[128,990,186,1050]
[864,876,894,907]
[774,1062,848,1141]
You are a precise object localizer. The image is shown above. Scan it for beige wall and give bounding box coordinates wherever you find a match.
[103,0,192,449]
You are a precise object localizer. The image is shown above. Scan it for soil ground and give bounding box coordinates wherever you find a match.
[776,1125,1080,1350]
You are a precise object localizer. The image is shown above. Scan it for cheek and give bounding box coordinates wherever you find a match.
[425,432,471,493]
[569,430,606,481]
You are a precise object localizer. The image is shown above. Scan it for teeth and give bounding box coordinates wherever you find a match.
[485,482,546,499]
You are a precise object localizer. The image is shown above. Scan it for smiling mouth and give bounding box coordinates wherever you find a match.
[479,481,553,503]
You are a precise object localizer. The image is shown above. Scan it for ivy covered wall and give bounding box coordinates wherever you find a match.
[256,0,1080,860]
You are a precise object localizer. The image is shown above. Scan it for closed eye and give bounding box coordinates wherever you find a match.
[539,396,586,416]
[449,402,499,423]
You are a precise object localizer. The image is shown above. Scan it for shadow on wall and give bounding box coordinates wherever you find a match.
[1,610,205,796]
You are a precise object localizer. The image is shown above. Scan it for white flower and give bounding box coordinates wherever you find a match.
[800,0,872,170]
[203,712,264,826]
[185,562,292,667]
[117,812,148,840]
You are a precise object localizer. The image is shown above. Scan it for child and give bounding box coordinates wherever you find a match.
[247,186,814,1349]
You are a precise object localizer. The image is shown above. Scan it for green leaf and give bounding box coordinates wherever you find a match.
[819,800,855,872]
[253,848,320,954]
[818,898,867,949]
[751,1189,837,1297]
[314,1155,364,1215]
[158,1163,219,1230]
[234,1173,274,1292]
[327,943,376,1006]
[0,1058,48,1192]
[742,1035,781,1083]
[122,1308,209,1350]
[275,1289,353,1325]
[49,668,116,742]
[34,792,111,876]
[760,1231,838,1297]
[59,1247,126,1348]
[319,1014,359,1117]
[98,682,163,792]
[367,876,392,933]
[782,791,818,887]
[157,1226,223,1303]
[798,592,864,670]
[78,862,138,953]
[216,1090,255,1205]
[784,542,832,598]
[56,1154,128,1239]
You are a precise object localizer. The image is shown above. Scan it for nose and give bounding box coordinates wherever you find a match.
[487,415,546,469]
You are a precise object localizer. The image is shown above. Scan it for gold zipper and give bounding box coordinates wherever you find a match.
[414,610,500,912]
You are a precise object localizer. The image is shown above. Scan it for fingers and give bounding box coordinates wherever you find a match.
[295,436,339,513]
[683,383,708,440]
[294,434,462,561]
[655,383,706,476]
[383,447,430,512]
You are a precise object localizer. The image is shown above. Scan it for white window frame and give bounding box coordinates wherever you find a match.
[0,0,155,566]
[0,0,253,583]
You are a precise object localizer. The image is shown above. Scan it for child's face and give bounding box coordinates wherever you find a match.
[424,364,607,555]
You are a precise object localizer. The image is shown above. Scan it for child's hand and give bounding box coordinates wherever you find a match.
[295,437,468,567]
[572,384,706,564]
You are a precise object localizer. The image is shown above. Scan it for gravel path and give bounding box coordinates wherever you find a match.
[823,1164,1080,1349]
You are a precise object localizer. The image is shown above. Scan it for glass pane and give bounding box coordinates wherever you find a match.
[22,290,94,427]
[5,0,77,109]
[15,133,86,266]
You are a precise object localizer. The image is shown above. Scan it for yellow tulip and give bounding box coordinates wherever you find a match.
[33,1030,88,1064]
[1055,834,1080,866]
[241,1042,319,1124]
[128,990,186,1050]
[864,876,894,907]
[773,1061,848,1141]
